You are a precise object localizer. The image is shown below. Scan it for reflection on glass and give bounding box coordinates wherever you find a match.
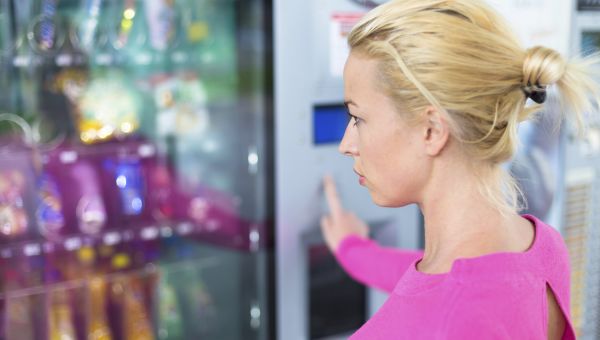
[76,74,141,144]
[27,0,66,55]
[71,0,103,52]
[0,0,16,57]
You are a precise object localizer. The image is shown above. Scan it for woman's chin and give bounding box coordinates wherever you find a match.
[371,193,397,208]
[370,193,407,208]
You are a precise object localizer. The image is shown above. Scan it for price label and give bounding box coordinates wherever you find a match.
[141,226,159,240]
[103,232,121,246]
[64,237,82,251]
[24,243,41,256]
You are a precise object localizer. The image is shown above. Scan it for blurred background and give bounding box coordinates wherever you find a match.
[0,0,597,339]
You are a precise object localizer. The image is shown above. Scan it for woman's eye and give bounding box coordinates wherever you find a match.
[347,112,361,127]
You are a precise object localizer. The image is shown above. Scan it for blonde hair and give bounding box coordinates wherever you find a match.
[348,0,600,214]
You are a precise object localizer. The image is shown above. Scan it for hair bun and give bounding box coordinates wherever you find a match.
[522,46,566,89]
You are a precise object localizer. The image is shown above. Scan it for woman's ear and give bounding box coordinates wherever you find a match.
[422,106,450,157]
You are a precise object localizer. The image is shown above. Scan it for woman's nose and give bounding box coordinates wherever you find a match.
[338,122,358,156]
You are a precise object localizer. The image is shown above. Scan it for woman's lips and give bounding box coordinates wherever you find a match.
[354,169,366,186]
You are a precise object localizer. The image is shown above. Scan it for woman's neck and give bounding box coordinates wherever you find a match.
[416,162,532,274]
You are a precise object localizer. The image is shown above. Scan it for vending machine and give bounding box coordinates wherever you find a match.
[1,0,592,339]
[0,0,272,339]
[562,1,600,338]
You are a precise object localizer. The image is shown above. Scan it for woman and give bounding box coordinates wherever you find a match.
[320,1,598,339]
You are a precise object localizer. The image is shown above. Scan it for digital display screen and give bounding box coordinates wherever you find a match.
[313,104,349,145]
[582,31,600,56]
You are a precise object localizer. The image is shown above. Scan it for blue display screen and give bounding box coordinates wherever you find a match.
[313,104,348,145]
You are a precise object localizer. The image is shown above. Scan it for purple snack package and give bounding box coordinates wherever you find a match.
[36,173,65,238]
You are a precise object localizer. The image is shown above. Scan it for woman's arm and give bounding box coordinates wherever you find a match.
[321,176,422,292]
[334,235,423,293]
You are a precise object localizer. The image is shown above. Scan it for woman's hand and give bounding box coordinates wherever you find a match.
[320,175,370,252]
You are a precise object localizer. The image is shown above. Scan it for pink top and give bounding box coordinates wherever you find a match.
[335,214,575,339]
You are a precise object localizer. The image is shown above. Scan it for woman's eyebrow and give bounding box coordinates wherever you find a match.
[344,100,359,109]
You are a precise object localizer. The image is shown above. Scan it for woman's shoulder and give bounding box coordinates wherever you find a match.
[522,214,566,247]
[521,214,570,276]
[392,214,570,295]
[448,214,569,279]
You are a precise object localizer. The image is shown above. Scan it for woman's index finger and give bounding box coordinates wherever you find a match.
[323,175,344,218]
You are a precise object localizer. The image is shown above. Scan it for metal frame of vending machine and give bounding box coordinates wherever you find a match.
[562,2,600,338]
[274,1,421,339]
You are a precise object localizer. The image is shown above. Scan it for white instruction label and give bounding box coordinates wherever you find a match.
[330,12,365,77]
